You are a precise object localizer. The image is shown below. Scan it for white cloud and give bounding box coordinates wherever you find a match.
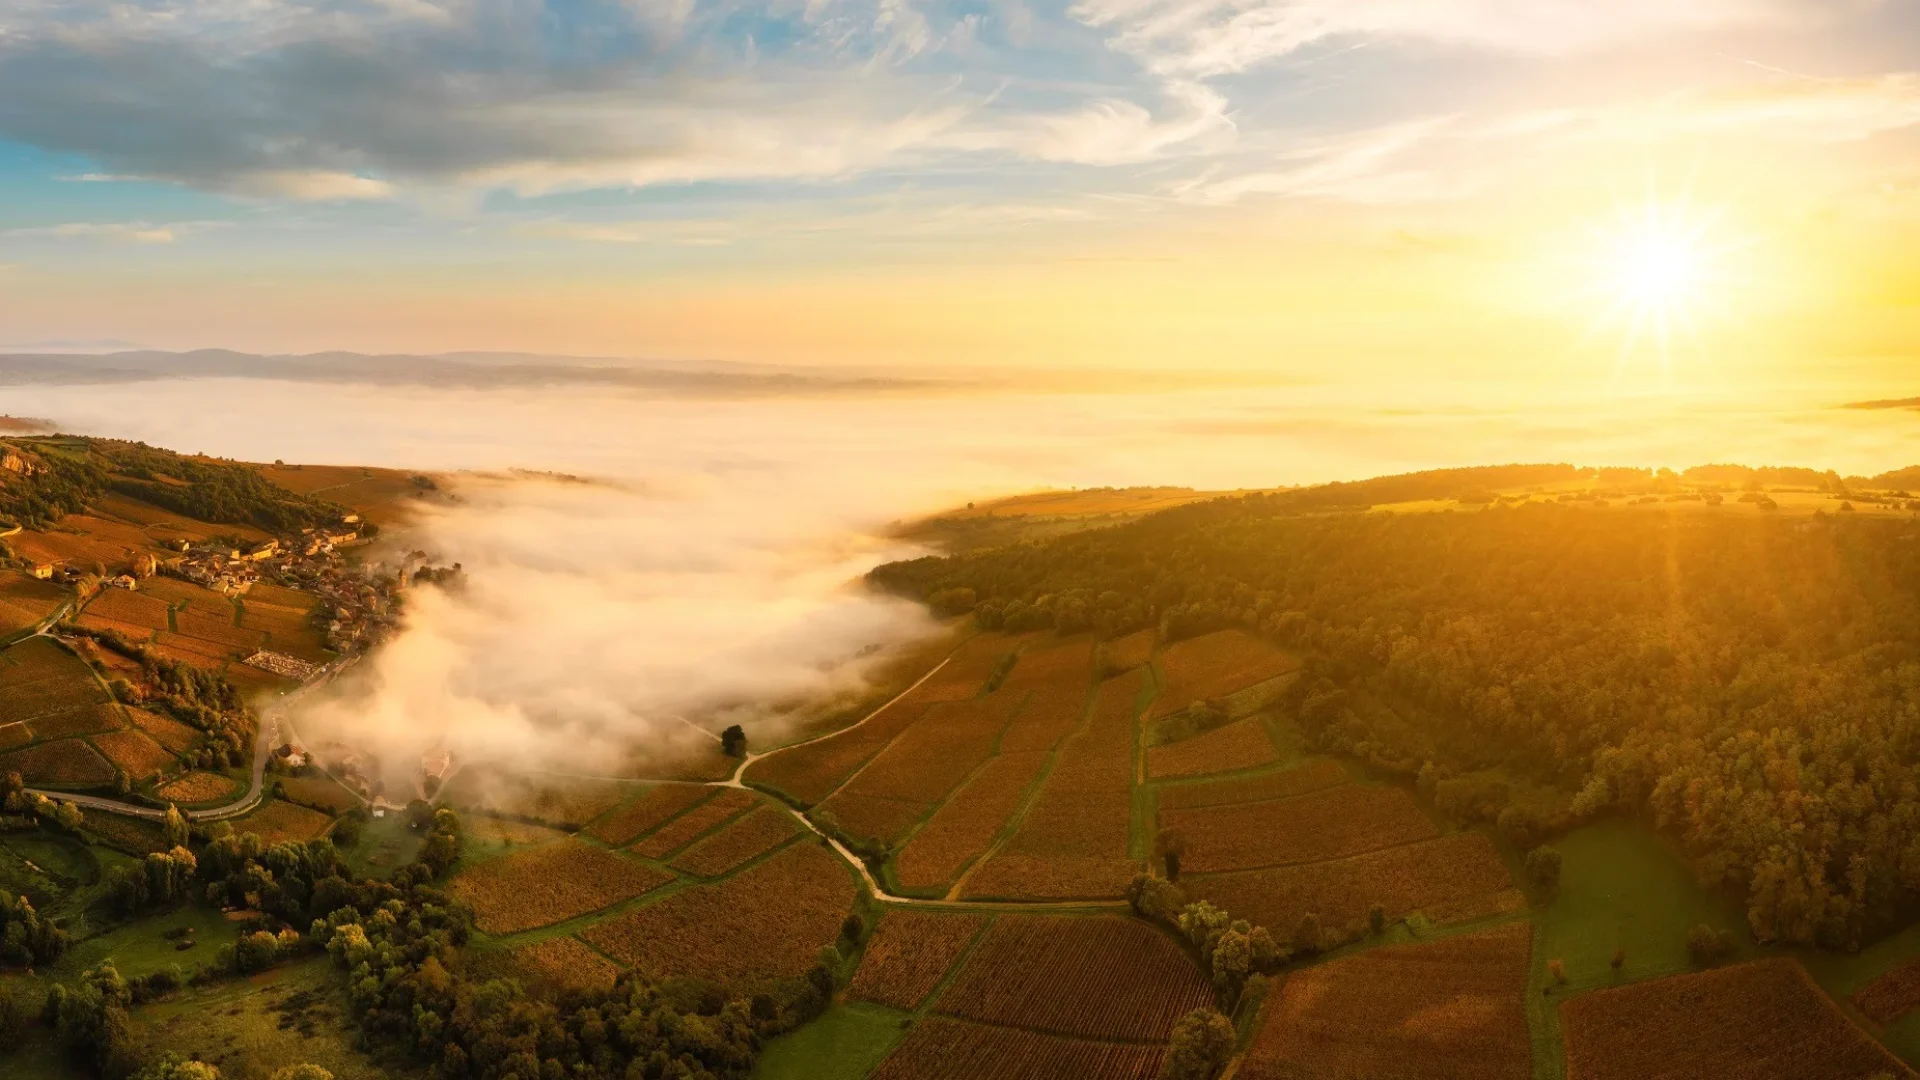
[228,169,396,201]
[3,221,188,243]
[1073,0,1796,77]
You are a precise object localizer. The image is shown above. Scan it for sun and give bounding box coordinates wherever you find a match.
[1576,192,1746,365]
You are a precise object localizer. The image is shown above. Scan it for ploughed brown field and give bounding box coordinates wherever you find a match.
[1239,922,1533,1080]
[1561,958,1914,1080]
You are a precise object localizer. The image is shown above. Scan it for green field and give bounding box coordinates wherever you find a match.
[753,1002,909,1080]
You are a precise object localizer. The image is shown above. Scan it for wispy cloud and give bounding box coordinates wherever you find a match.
[2,221,197,244]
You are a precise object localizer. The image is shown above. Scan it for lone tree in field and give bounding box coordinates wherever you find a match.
[1158,1007,1235,1080]
[1156,827,1188,881]
[1526,845,1562,892]
[721,724,747,758]
[1293,912,1321,955]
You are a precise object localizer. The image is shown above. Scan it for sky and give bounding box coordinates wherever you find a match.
[1,0,1918,389]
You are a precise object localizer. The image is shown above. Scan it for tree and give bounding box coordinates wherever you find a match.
[113,768,131,797]
[1526,845,1562,892]
[1687,924,1735,968]
[134,1055,222,1080]
[1292,912,1321,955]
[1157,1008,1235,1080]
[53,801,83,832]
[267,1065,333,1080]
[405,799,433,830]
[1156,828,1187,882]
[1369,904,1387,935]
[163,804,190,850]
[1610,947,1626,972]
[720,724,748,758]
[1127,874,1186,924]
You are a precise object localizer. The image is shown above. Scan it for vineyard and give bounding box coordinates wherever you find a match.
[1147,629,1299,721]
[933,915,1212,1041]
[669,805,803,876]
[894,751,1048,892]
[1184,832,1515,947]
[228,798,334,843]
[1101,629,1155,674]
[629,787,757,858]
[0,570,65,634]
[1561,958,1913,1080]
[83,588,174,631]
[1155,759,1349,810]
[994,637,1095,752]
[867,1017,1166,1080]
[509,936,623,994]
[1855,958,1920,1024]
[744,633,1017,804]
[0,637,112,726]
[1146,717,1279,779]
[581,840,856,989]
[1239,922,1533,1080]
[91,728,176,779]
[584,783,714,845]
[276,773,361,813]
[449,839,674,934]
[1159,783,1439,873]
[156,771,241,804]
[30,703,124,740]
[961,670,1143,900]
[129,707,199,753]
[0,737,116,785]
[846,909,989,1010]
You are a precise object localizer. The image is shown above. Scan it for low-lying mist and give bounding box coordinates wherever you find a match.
[9,370,1920,783]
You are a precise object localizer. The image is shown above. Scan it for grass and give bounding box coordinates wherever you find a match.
[1525,818,1752,1080]
[54,902,239,983]
[342,813,419,879]
[752,1001,909,1080]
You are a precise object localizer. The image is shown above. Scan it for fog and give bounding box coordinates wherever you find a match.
[6,369,1920,780]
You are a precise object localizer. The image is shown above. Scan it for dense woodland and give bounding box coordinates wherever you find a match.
[874,465,1920,948]
[0,438,345,532]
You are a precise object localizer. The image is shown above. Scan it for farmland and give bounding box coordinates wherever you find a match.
[1184,831,1516,946]
[0,636,112,726]
[91,727,176,779]
[1240,923,1533,1080]
[630,787,758,857]
[585,783,713,844]
[156,770,241,804]
[276,772,361,813]
[228,797,335,843]
[0,570,66,633]
[867,1017,1166,1080]
[846,909,988,1010]
[440,768,634,828]
[1145,716,1279,778]
[83,587,175,631]
[1158,782,1439,873]
[894,750,1048,892]
[934,914,1212,1040]
[449,838,674,934]
[129,707,200,752]
[0,737,116,785]
[509,936,623,994]
[669,804,804,876]
[1147,629,1299,721]
[1856,959,1920,1024]
[1155,758,1349,809]
[1561,958,1912,1080]
[582,839,857,989]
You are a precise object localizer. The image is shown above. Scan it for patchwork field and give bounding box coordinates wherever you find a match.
[276,773,361,813]
[1561,958,1912,1080]
[1156,760,1349,810]
[84,587,174,631]
[30,702,124,740]
[0,570,66,633]
[91,727,176,780]
[933,915,1212,1041]
[820,693,1022,846]
[1184,831,1515,947]
[584,783,714,845]
[157,771,241,804]
[961,669,1143,900]
[0,636,112,726]
[669,804,804,876]
[450,839,674,934]
[630,787,758,858]
[895,751,1048,892]
[1148,629,1300,721]
[847,909,989,1010]
[745,633,1019,804]
[129,707,199,753]
[0,737,116,786]
[1855,958,1920,1024]
[509,936,623,994]
[581,839,857,990]
[229,798,335,843]
[1146,717,1279,778]
[1240,922,1533,1080]
[1159,783,1439,873]
[995,637,1095,752]
[868,1017,1166,1080]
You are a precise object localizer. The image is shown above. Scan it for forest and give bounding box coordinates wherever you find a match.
[0,438,346,532]
[871,466,1920,948]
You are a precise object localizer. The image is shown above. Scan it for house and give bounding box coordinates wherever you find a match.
[326,530,359,546]
[107,575,138,590]
[245,540,279,561]
[29,563,53,580]
[342,514,361,525]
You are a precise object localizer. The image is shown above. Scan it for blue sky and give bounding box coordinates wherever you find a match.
[1,0,1917,371]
